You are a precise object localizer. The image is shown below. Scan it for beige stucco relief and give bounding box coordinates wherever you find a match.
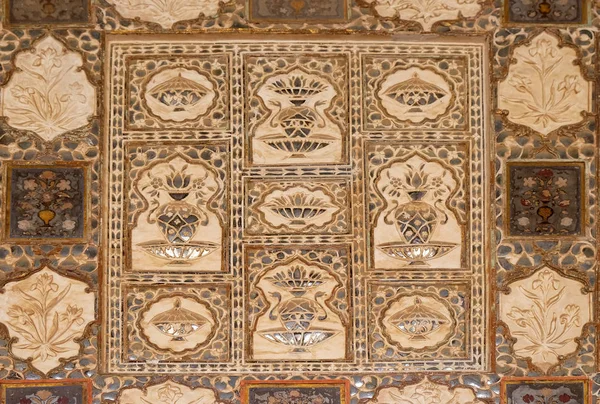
[498,32,591,136]
[0,36,96,141]
[361,0,481,31]
[118,380,222,404]
[0,267,95,374]
[499,267,592,373]
[105,0,223,28]
[363,377,486,404]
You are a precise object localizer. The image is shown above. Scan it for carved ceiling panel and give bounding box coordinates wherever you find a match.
[0,1,598,402]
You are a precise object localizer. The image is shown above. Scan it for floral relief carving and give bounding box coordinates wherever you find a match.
[359,0,482,31]
[362,56,469,131]
[105,0,224,28]
[377,67,453,124]
[251,257,348,361]
[363,377,486,404]
[498,32,591,136]
[118,380,224,404]
[129,153,226,272]
[499,266,592,373]
[0,36,96,141]
[373,153,465,269]
[0,267,94,374]
[142,67,217,123]
[246,55,348,166]
[245,177,351,236]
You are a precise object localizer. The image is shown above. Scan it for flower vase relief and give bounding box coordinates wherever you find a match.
[374,155,463,269]
[131,156,223,271]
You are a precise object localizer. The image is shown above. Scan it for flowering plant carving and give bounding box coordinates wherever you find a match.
[118,380,224,404]
[0,268,94,374]
[500,268,591,373]
[1,36,95,141]
[363,377,485,404]
[360,0,481,31]
[498,33,590,136]
[106,0,223,28]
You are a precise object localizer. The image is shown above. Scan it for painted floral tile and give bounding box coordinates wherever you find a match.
[5,0,91,26]
[0,379,91,404]
[501,377,590,404]
[241,380,349,404]
[4,164,88,241]
[507,162,584,237]
[504,0,588,25]
[248,0,347,23]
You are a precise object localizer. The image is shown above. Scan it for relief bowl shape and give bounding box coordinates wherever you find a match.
[259,329,339,352]
[384,73,448,113]
[261,133,337,158]
[277,106,319,138]
[138,240,219,264]
[263,192,335,225]
[149,73,210,112]
[389,297,450,340]
[150,298,210,341]
[377,242,457,266]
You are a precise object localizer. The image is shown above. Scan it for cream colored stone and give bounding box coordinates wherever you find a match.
[364,377,485,404]
[106,0,222,28]
[382,294,454,350]
[252,258,347,360]
[377,67,452,124]
[253,68,344,165]
[499,267,592,373]
[0,268,95,374]
[139,295,215,353]
[0,36,96,141]
[132,155,223,272]
[118,380,221,404]
[257,185,340,229]
[498,32,591,136]
[143,67,216,122]
[374,154,462,269]
[363,0,481,31]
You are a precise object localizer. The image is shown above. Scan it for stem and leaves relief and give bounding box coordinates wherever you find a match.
[0,268,94,374]
[1,36,96,141]
[500,268,591,373]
